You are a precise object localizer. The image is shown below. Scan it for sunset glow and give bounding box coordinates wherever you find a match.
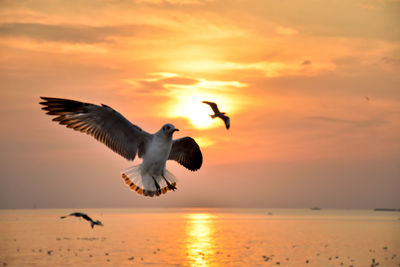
[0,0,398,209]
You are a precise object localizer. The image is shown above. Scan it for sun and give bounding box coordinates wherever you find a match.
[171,93,217,129]
[169,92,229,129]
[159,75,245,129]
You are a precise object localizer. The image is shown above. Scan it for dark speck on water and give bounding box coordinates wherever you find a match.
[128,257,134,260]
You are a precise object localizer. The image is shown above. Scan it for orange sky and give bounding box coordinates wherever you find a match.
[0,0,399,209]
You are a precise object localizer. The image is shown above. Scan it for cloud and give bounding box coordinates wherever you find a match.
[307,116,387,127]
[301,60,312,65]
[382,57,400,64]
[123,73,200,93]
[275,26,298,35]
[135,0,213,5]
[0,23,169,44]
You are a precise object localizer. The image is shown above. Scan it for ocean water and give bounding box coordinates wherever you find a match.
[0,208,399,266]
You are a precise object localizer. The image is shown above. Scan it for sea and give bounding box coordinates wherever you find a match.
[0,208,399,266]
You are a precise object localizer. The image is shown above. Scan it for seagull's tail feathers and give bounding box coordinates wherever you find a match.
[121,164,177,197]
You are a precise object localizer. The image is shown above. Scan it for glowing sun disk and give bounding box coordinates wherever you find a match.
[169,93,232,129]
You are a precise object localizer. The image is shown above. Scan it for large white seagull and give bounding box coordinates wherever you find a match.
[40,97,203,197]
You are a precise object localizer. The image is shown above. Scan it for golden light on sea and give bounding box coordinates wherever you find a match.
[185,213,216,267]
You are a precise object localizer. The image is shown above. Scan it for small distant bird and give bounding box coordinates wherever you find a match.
[365,96,370,101]
[60,212,103,228]
[202,101,230,129]
[39,97,202,197]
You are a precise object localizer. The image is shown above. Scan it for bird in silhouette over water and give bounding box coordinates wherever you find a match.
[39,97,202,197]
[60,212,103,228]
[202,101,230,129]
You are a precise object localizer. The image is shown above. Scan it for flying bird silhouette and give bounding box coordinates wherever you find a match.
[40,97,202,197]
[60,212,103,228]
[202,101,230,129]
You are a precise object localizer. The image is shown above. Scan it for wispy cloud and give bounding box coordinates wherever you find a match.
[381,57,400,64]
[135,0,214,5]
[275,26,298,35]
[301,60,312,66]
[307,116,387,127]
[0,22,169,44]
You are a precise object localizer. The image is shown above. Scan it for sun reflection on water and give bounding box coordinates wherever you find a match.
[185,213,216,267]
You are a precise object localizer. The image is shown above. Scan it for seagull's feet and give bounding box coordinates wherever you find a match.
[161,174,176,191]
[151,176,162,195]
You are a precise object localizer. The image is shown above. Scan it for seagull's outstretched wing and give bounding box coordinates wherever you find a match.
[202,101,220,114]
[221,115,230,129]
[40,97,152,161]
[168,137,202,171]
[81,214,94,222]
[70,212,85,217]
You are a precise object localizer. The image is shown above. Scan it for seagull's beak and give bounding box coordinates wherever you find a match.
[173,128,180,132]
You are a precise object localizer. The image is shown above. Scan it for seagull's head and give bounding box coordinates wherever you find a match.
[94,220,103,226]
[161,123,179,136]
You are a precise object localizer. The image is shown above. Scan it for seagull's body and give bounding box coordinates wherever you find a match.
[60,212,103,228]
[202,101,230,129]
[40,97,202,197]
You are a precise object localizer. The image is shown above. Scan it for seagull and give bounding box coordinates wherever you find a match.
[39,97,202,197]
[60,212,103,228]
[202,101,230,129]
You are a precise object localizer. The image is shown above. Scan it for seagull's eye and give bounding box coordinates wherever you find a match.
[166,125,170,130]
